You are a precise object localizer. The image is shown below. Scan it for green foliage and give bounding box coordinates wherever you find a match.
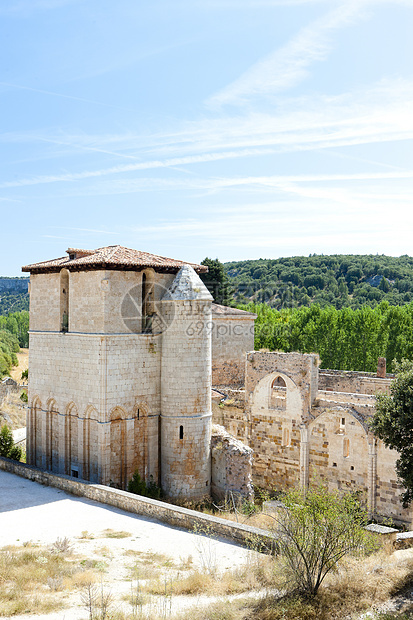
[0,310,29,348]
[371,360,413,507]
[20,390,28,402]
[21,368,28,380]
[272,485,378,597]
[0,424,22,461]
[127,470,162,499]
[239,301,413,373]
[200,257,234,306]
[226,254,413,310]
[0,278,29,314]
[0,329,20,378]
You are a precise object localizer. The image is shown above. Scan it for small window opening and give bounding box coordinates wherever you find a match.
[71,469,78,478]
[343,437,350,458]
[141,273,153,334]
[179,425,184,440]
[282,427,291,447]
[350,465,354,471]
[60,269,69,332]
[341,418,345,426]
[333,462,337,467]
[137,408,140,420]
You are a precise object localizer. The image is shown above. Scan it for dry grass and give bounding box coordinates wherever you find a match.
[101,528,132,539]
[0,540,94,616]
[250,549,413,620]
[143,554,275,597]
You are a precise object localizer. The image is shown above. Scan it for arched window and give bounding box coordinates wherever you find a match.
[270,375,287,409]
[60,269,70,332]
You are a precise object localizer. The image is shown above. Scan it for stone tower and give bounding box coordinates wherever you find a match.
[22,246,213,499]
[160,266,213,498]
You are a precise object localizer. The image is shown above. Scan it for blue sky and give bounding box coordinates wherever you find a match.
[1,0,413,276]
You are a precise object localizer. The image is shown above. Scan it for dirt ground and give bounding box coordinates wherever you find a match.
[10,348,29,383]
[0,469,260,620]
[0,348,28,429]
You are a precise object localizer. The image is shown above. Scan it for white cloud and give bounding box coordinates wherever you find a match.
[206,1,368,107]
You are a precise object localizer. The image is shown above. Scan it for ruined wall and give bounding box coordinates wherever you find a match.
[211,424,253,501]
[319,370,393,395]
[212,389,248,444]
[308,407,370,498]
[245,351,319,490]
[211,305,256,388]
[230,352,413,526]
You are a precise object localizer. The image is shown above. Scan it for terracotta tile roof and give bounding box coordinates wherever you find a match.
[22,245,207,274]
[211,303,257,318]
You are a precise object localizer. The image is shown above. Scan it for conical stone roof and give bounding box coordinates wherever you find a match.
[162,265,213,301]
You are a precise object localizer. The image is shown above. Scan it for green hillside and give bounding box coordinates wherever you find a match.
[0,277,29,314]
[225,254,413,310]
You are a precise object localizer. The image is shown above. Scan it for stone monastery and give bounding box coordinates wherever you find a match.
[22,246,413,526]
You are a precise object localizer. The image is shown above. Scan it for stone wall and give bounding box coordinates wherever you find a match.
[211,305,256,388]
[211,424,253,501]
[28,265,215,500]
[161,300,212,499]
[28,330,162,488]
[319,370,393,395]
[233,351,413,526]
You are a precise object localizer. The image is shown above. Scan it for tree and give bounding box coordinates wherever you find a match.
[200,257,234,306]
[0,425,22,461]
[271,485,376,597]
[371,359,413,506]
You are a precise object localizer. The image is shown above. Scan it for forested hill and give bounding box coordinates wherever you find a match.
[225,254,413,310]
[0,277,29,314]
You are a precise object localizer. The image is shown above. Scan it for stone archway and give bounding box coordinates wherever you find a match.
[65,403,79,477]
[28,396,42,467]
[248,371,304,491]
[45,398,59,472]
[109,407,127,489]
[308,408,372,511]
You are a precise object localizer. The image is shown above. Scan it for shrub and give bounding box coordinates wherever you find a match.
[0,424,23,461]
[271,484,379,597]
[127,471,162,499]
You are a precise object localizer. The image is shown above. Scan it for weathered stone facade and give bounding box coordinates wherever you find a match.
[215,351,412,526]
[211,304,256,387]
[23,247,214,500]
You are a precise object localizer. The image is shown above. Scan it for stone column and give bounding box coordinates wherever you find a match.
[377,357,386,378]
[300,425,310,492]
[368,437,377,519]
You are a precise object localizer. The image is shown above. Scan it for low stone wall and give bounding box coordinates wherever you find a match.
[317,390,375,406]
[0,457,273,551]
[319,370,393,395]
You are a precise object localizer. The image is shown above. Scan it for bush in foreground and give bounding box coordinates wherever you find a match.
[270,485,378,597]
